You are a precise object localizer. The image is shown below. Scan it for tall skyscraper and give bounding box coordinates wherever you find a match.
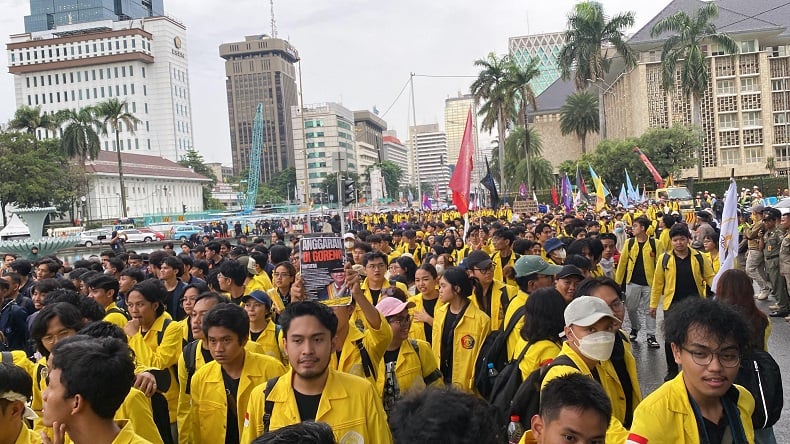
[508,31,565,96]
[409,124,449,200]
[8,10,193,161]
[25,0,164,33]
[220,35,299,181]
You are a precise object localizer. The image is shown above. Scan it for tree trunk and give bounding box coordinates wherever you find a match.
[115,130,128,218]
[693,95,703,180]
[522,99,532,193]
[497,109,506,204]
[580,134,587,155]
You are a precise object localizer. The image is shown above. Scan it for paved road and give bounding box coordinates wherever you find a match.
[627,298,789,440]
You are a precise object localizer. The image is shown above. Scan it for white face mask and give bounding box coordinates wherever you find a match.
[344,241,355,250]
[571,329,615,362]
[435,264,445,275]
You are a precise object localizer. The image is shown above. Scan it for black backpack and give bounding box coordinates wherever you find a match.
[509,355,578,428]
[487,340,535,427]
[473,304,526,398]
[735,349,783,429]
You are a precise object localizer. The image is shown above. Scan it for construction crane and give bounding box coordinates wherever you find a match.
[244,103,264,213]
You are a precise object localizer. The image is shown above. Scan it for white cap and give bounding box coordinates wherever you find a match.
[564,296,617,327]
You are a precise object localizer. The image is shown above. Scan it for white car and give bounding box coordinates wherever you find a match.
[77,229,112,247]
[118,229,155,243]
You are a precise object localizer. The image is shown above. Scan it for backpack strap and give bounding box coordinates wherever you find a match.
[157,318,173,345]
[503,304,527,335]
[649,237,656,257]
[106,306,131,320]
[662,252,671,271]
[499,285,511,318]
[183,340,199,395]
[408,339,442,386]
[354,338,376,380]
[262,376,280,434]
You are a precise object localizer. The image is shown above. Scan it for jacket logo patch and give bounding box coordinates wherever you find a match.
[460,335,475,349]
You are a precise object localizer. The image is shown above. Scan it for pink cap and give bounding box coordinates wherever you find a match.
[375,296,415,317]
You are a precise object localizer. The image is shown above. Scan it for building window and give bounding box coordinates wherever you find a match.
[740,40,756,53]
[744,146,763,163]
[717,79,735,95]
[720,148,740,165]
[743,111,762,127]
[719,113,738,129]
[741,77,758,93]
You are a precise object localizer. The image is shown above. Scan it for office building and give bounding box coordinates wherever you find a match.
[8,14,193,161]
[409,124,450,200]
[444,92,484,182]
[292,102,358,202]
[220,35,299,183]
[382,130,411,186]
[24,0,164,33]
[508,31,565,96]
[353,110,387,199]
[602,0,790,179]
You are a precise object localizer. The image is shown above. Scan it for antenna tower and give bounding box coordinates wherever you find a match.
[270,0,278,38]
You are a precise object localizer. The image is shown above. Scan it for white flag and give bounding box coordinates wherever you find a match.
[711,178,739,291]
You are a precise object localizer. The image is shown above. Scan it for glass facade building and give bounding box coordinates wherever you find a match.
[24,0,164,32]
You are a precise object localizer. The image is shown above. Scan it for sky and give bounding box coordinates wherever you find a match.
[0,0,672,165]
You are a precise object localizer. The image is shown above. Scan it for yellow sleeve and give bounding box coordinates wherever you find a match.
[363,311,394,368]
[240,383,265,444]
[417,340,444,388]
[363,380,395,444]
[176,353,192,444]
[650,255,666,309]
[614,244,629,285]
[104,312,129,329]
[116,388,164,444]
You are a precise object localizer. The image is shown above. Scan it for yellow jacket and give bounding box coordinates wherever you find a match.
[113,420,157,444]
[12,426,41,444]
[189,351,286,443]
[240,368,393,444]
[116,388,164,444]
[375,338,443,397]
[406,293,445,344]
[176,339,266,444]
[650,248,715,310]
[629,372,754,443]
[470,280,516,330]
[657,228,671,257]
[104,302,129,328]
[431,301,491,392]
[541,343,629,443]
[250,320,286,364]
[515,339,562,380]
[705,251,720,273]
[127,314,183,423]
[614,236,658,286]
[491,251,518,286]
[451,246,472,264]
[265,288,287,313]
[331,310,393,384]
[1,350,36,380]
[503,291,528,360]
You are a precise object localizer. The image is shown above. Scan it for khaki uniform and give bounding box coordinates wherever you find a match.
[764,226,788,311]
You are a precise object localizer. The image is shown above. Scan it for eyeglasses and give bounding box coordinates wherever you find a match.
[217,273,229,280]
[472,265,495,274]
[681,346,741,368]
[608,299,624,310]
[42,329,74,345]
[387,314,412,325]
[272,272,293,279]
[366,263,387,270]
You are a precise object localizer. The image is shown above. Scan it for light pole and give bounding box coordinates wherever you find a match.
[163,185,169,214]
[80,196,88,226]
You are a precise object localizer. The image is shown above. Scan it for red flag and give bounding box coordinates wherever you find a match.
[551,185,559,206]
[449,108,475,215]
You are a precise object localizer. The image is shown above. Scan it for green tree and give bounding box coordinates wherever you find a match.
[365,161,403,201]
[471,52,514,195]
[267,167,296,201]
[503,56,541,188]
[93,99,141,218]
[651,2,738,180]
[58,107,101,166]
[560,90,600,154]
[178,149,219,211]
[0,133,82,224]
[490,126,553,193]
[8,105,59,149]
[636,125,700,181]
[558,1,637,138]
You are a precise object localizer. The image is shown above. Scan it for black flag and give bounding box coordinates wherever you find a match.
[480,156,500,209]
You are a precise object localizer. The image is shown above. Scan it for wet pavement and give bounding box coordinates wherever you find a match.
[626,298,790,441]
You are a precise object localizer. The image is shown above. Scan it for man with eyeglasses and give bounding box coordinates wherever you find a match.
[463,250,515,330]
[629,298,754,444]
[490,228,519,286]
[359,251,408,307]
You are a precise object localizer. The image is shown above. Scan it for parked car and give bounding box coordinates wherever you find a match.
[170,225,202,241]
[138,227,166,241]
[118,229,156,243]
[77,229,112,247]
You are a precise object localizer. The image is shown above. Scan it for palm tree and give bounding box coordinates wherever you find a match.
[93,99,141,218]
[503,57,540,189]
[491,126,553,192]
[558,1,637,138]
[8,105,58,149]
[58,107,101,167]
[560,90,600,154]
[471,52,514,195]
[651,2,738,180]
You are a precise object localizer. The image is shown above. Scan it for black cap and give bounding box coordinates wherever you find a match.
[556,265,584,280]
[462,250,493,270]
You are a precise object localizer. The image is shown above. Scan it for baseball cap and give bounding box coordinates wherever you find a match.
[343,233,355,240]
[236,256,257,276]
[752,204,765,213]
[564,296,617,327]
[375,296,416,317]
[514,255,563,278]
[543,237,564,254]
[463,250,494,270]
[241,290,272,309]
[556,265,584,280]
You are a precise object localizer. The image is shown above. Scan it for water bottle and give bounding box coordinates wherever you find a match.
[507,415,524,444]
[487,362,498,379]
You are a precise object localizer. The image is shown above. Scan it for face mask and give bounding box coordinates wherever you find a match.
[615,227,624,234]
[344,241,354,249]
[554,249,567,260]
[571,330,615,361]
[435,264,445,275]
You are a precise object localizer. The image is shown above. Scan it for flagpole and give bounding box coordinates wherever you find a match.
[410,72,422,211]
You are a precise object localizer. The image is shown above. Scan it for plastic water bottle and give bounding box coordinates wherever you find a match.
[487,362,498,378]
[507,415,524,444]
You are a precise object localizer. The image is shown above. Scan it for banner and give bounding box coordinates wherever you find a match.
[299,235,346,301]
[711,178,739,291]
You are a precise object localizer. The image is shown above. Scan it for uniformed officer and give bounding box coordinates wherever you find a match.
[777,211,790,320]
[761,208,788,317]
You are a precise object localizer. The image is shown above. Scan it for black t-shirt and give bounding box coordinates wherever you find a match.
[250,330,263,342]
[673,253,698,304]
[294,389,322,421]
[200,346,214,365]
[440,311,460,384]
[630,241,649,286]
[221,368,240,444]
[370,289,382,305]
[384,348,400,366]
[702,413,728,444]
[423,298,438,343]
[610,333,635,428]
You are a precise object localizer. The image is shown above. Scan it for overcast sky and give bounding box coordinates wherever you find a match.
[0,0,671,165]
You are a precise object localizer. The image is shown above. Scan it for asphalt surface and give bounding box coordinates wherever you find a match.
[626,297,790,441]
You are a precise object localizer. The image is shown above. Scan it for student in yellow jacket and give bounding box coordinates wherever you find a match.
[0,362,41,444]
[628,298,755,444]
[124,280,184,431]
[87,275,130,329]
[243,290,285,364]
[374,296,443,413]
[176,293,266,444]
[512,287,565,380]
[408,264,445,344]
[240,300,392,444]
[464,250,516,329]
[432,267,491,392]
[189,304,286,444]
[540,297,630,443]
[615,217,659,346]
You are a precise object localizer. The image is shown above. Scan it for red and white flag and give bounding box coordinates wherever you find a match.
[449,108,475,215]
